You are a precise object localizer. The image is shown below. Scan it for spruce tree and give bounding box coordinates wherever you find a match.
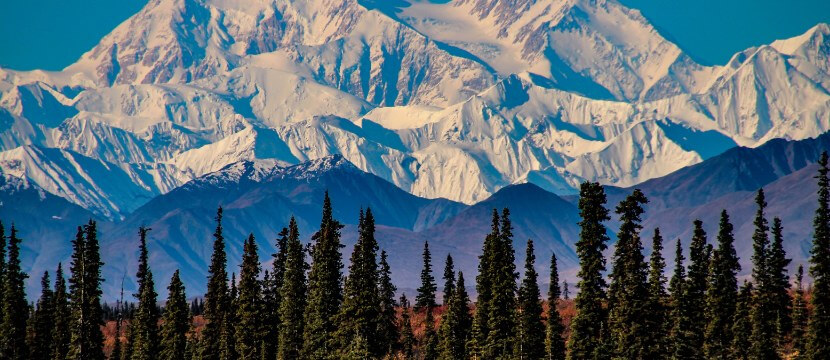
[334,208,383,357]
[768,217,792,343]
[399,295,415,359]
[516,239,545,359]
[669,238,692,359]
[645,228,669,360]
[608,189,650,358]
[704,210,741,359]
[303,192,345,358]
[160,270,189,360]
[680,220,709,359]
[51,263,70,360]
[122,316,135,360]
[236,234,264,359]
[264,226,289,359]
[261,270,277,360]
[568,182,611,360]
[731,281,754,360]
[201,207,229,360]
[1,224,29,359]
[475,210,500,346]
[132,226,160,360]
[30,271,54,360]
[563,281,569,300]
[439,271,472,360]
[422,306,439,360]
[221,272,238,360]
[749,189,780,360]
[791,265,808,358]
[546,252,566,360]
[278,217,306,360]
[443,254,456,306]
[484,208,518,359]
[68,221,106,360]
[416,240,438,310]
[377,250,398,357]
[808,151,830,359]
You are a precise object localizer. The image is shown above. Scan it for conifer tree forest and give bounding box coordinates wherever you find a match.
[6,153,830,360]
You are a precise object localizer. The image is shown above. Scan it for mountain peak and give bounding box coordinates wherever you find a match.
[281,154,358,178]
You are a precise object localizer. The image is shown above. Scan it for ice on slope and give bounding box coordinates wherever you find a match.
[1,0,830,212]
[0,146,180,218]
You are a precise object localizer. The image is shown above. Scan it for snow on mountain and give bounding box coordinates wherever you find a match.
[0,0,829,217]
[0,175,103,297]
[0,145,180,219]
[393,0,707,101]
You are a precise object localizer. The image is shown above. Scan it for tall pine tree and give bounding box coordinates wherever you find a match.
[732,281,754,360]
[416,241,438,310]
[68,221,105,360]
[568,182,611,360]
[484,208,518,359]
[768,217,792,344]
[201,207,229,360]
[236,234,264,359]
[443,254,456,306]
[475,210,500,347]
[669,238,691,359]
[1,224,28,359]
[377,250,398,357]
[749,189,780,360]
[681,220,709,359]
[264,226,290,359]
[808,151,830,359]
[303,192,345,358]
[791,265,808,358]
[439,271,472,360]
[704,210,741,359]
[422,305,439,360]
[160,270,189,360]
[334,208,383,357]
[30,271,54,360]
[51,263,70,360]
[546,252,566,360]
[278,217,307,360]
[131,226,159,360]
[645,228,669,359]
[516,239,545,359]
[399,295,415,359]
[608,189,650,358]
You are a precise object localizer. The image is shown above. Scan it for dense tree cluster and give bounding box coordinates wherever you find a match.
[4,152,830,359]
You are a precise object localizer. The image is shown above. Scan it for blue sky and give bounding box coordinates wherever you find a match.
[0,0,828,70]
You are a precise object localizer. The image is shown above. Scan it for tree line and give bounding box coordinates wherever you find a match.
[2,153,830,359]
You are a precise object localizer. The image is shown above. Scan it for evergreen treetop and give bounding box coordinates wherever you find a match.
[1,224,28,359]
[568,182,611,360]
[547,251,566,360]
[608,189,650,358]
[236,233,264,360]
[303,191,345,358]
[808,151,830,359]
[416,240,437,311]
[160,270,189,360]
[442,254,455,306]
[278,216,307,360]
[202,207,229,360]
[516,238,545,360]
[131,226,160,360]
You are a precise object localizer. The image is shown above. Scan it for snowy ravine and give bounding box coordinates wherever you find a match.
[1,0,829,218]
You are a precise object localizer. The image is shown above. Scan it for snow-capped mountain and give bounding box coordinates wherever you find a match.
[1,0,829,217]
